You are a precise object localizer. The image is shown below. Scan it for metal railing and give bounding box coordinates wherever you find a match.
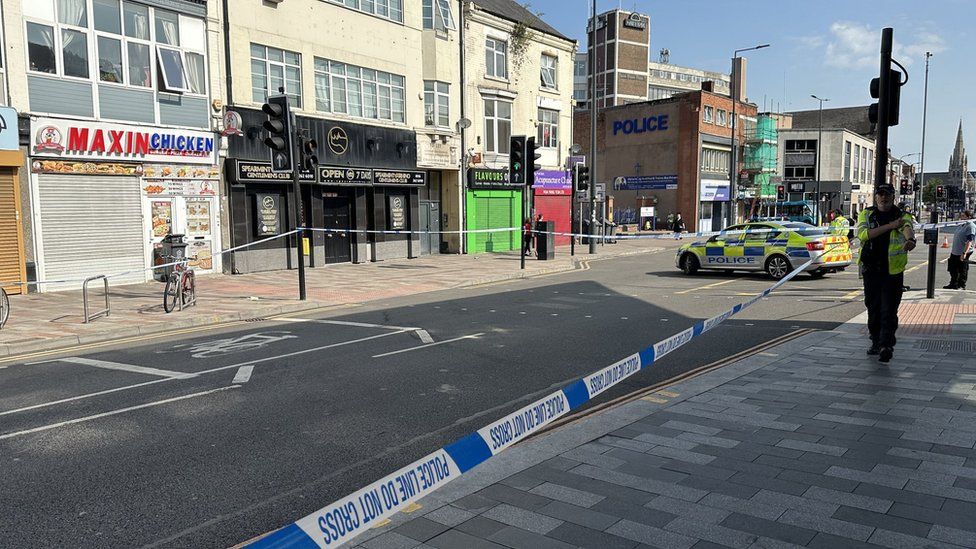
[83,275,110,323]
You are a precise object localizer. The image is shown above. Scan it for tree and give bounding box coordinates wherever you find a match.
[922,178,943,204]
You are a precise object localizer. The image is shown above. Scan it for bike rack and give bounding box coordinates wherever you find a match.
[83,275,110,323]
[178,271,197,311]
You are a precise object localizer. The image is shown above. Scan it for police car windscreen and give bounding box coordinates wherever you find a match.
[782,222,824,236]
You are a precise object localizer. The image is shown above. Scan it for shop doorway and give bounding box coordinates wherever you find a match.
[0,166,26,294]
[148,196,219,274]
[323,193,352,264]
[419,201,440,255]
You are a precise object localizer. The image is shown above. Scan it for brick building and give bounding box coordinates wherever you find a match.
[575,89,757,232]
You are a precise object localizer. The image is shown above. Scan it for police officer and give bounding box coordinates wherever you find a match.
[856,184,917,363]
[828,209,850,237]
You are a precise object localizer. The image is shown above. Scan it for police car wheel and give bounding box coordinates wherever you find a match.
[680,253,700,275]
[765,255,792,279]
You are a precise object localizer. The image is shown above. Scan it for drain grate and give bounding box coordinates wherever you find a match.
[244,318,267,323]
[914,340,976,353]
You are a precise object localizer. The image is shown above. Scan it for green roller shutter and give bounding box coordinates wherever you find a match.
[466,190,522,253]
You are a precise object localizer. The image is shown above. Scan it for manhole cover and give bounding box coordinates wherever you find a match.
[914,340,976,353]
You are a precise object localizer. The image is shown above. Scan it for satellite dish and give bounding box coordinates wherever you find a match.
[456,118,472,130]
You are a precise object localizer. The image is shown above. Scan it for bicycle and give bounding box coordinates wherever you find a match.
[162,255,196,313]
[0,286,8,329]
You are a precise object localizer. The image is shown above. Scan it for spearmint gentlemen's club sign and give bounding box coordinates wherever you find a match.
[31,118,217,164]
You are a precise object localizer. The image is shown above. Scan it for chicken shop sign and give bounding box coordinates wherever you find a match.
[31,118,217,165]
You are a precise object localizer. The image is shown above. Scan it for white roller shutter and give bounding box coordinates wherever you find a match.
[37,174,147,291]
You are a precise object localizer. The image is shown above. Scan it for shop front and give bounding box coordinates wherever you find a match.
[28,117,217,291]
[698,179,730,232]
[466,168,522,254]
[416,129,461,254]
[532,170,572,246]
[225,109,423,273]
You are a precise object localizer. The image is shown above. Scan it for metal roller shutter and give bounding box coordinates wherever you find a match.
[533,195,571,246]
[37,174,146,291]
[468,191,521,253]
[0,168,26,294]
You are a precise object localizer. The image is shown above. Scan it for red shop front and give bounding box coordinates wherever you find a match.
[533,187,572,246]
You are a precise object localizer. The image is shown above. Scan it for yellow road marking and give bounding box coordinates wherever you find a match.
[675,279,735,295]
[401,503,423,513]
[841,289,862,300]
[641,396,668,403]
[657,390,679,398]
[370,519,392,529]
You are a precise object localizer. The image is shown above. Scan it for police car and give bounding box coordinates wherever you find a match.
[675,221,852,279]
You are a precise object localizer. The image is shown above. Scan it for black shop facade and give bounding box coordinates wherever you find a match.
[225,108,425,274]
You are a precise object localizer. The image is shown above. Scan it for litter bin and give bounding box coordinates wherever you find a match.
[536,220,555,260]
[158,233,187,281]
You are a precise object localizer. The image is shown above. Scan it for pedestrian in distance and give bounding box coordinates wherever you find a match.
[522,217,534,255]
[855,184,917,363]
[828,209,850,237]
[672,212,685,240]
[945,210,975,290]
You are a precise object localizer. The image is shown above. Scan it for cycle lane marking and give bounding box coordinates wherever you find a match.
[52,357,198,379]
[232,365,254,384]
[372,333,484,358]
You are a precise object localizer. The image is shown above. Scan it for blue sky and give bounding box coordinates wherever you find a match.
[530,0,974,171]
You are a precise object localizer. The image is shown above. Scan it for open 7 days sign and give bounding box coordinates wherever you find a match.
[31,118,217,165]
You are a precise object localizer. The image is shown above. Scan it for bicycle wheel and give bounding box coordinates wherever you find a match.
[163,273,179,313]
[0,288,8,329]
[181,271,195,308]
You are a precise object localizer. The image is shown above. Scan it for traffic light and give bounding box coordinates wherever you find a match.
[302,139,319,171]
[913,180,921,194]
[574,164,590,193]
[525,137,542,188]
[937,185,946,200]
[262,95,293,173]
[869,68,903,127]
[509,135,527,186]
[900,178,909,196]
[776,185,786,201]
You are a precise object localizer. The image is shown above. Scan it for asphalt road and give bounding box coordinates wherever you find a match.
[0,245,946,548]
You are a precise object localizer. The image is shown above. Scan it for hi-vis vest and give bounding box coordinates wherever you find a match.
[829,215,850,237]
[856,207,914,274]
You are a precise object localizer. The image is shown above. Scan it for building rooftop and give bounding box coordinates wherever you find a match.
[470,0,572,42]
[787,106,876,139]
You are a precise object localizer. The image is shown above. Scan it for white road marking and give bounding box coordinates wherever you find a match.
[232,365,254,384]
[56,357,197,379]
[372,333,484,358]
[277,318,419,331]
[0,330,411,417]
[0,386,239,441]
[416,329,434,344]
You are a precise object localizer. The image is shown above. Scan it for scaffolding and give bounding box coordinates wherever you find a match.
[743,114,779,202]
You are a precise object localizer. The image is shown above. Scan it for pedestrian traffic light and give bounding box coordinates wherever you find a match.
[302,139,319,171]
[262,95,293,173]
[868,68,903,127]
[776,185,786,201]
[509,135,527,186]
[900,178,909,196]
[574,164,589,193]
[937,185,946,199]
[525,137,542,188]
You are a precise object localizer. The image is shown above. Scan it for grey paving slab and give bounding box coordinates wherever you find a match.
[546,522,639,549]
[481,503,563,535]
[644,495,731,524]
[698,493,784,521]
[528,481,605,508]
[719,513,817,546]
[776,509,874,542]
[749,490,840,516]
[929,524,976,548]
[831,505,931,538]
[536,500,619,531]
[868,528,964,549]
[392,518,451,544]
[426,529,508,549]
[606,519,698,549]
[486,526,577,549]
[454,517,508,539]
[361,532,426,549]
[424,505,477,527]
[801,486,892,513]
[664,517,758,549]
[569,463,709,502]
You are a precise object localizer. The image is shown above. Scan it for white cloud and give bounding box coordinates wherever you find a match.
[820,21,948,69]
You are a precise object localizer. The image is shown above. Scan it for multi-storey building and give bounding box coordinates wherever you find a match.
[584,9,650,109]
[461,0,576,253]
[647,51,731,101]
[9,0,221,291]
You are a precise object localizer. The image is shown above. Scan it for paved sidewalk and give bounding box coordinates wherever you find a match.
[0,239,669,357]
[355,291,976,549]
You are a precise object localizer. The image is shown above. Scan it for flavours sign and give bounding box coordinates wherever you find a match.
[31,118,216,164]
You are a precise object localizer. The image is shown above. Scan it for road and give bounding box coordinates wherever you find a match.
[0,245,944,548]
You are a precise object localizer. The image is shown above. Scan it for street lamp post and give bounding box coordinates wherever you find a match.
[727,44,770,228]
[921,51,935,299]
[811,94,829,225]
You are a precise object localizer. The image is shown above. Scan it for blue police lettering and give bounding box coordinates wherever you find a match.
[357,489,383,524]
[380,481,399,509]
[706,257,753,264]
[318,501,360,545]
[612,115,669,135]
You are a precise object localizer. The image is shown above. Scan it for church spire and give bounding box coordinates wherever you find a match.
[951,119,965,168]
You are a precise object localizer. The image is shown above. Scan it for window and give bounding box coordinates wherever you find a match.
[716,109,727,126]
[314,58,405,123]
[574,60,586,77]
[701,148,730,173]
[537,108,558,148]
[27,22,57,74]
[540,54,557,89]
[252,44,302,107]
[860,147,868,183]
[785,166,815,180]
[327,0,403,23]
[484,98,512,154]
[424,81,450,127]
[703,106,713,123]
[844,141,852,182]
[485,38,507,79]
[422,0,456,30]
[866,149,873,183]
[785,140,817,152]
[854,144,861,182]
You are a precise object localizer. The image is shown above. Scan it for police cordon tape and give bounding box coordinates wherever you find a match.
[244,239,841,549]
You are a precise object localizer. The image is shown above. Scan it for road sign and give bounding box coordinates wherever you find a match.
[594,183,606,201]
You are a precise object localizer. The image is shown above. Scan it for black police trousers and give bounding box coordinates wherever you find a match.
[863,270,904,349]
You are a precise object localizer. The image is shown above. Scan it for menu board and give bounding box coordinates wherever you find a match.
[187,240,214,271]
[256,193,281,236]
[151,201,172,238]
[388,194,406,230]
[186,198,212,236]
